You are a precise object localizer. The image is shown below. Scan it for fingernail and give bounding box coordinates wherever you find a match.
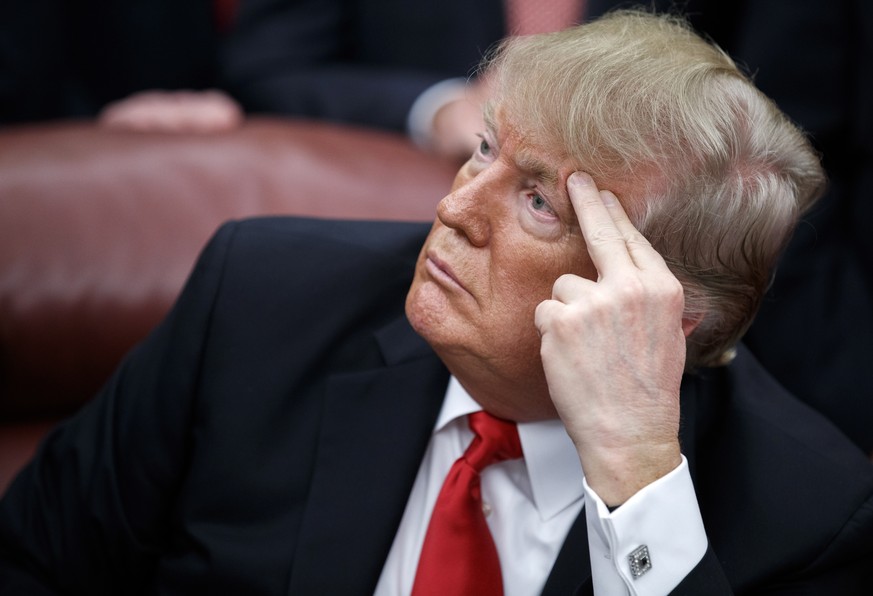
[600,190,617,206]
[569,171,593,187]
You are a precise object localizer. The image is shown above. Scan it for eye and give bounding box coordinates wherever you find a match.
[529,192,555,215]
[473,134,495,162]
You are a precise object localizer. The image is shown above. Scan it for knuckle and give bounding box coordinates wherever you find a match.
[645,275,686,312]
[659,276,685,302]
[613,276,646,301]
[534,300,552,323]
[552,304,590,335]
[609,272,684,309]
[625,230,652,247]
[552,273,584,297]
[554,272,577,288]
[586,225,624,247]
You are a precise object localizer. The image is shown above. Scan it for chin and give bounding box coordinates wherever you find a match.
[405,283,442,341]
[404,283,476,362]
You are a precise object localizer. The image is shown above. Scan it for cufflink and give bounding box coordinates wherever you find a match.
[628,545,652,579]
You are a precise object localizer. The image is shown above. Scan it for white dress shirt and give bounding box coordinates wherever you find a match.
[374,377,707,595]
[406,78,469,150]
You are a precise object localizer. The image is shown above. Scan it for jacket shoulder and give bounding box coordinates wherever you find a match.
[688,345,873,590]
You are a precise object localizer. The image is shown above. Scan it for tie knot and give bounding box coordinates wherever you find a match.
[465,411,523,472]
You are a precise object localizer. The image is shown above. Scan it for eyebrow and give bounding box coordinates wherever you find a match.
[515,151,560,188]
[483,103,561,189]
[483,102,498,137]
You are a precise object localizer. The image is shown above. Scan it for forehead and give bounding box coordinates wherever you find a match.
[484,103,571,183]
[485,101,649,214]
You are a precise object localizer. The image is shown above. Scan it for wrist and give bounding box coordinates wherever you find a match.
[578,441,682,507]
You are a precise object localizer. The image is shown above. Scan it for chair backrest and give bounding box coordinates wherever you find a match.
[0,118,456,420]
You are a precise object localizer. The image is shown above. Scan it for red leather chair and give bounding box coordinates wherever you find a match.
[0,118,456,493]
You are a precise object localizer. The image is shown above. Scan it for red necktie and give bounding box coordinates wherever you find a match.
[411,411,523,596]
[505,0,585,36]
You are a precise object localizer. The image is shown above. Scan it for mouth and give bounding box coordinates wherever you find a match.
[425,250,470,295]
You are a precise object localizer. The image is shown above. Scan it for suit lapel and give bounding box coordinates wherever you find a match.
[541,510,593,595]
[286,316,449,595]
[677,367,724,488]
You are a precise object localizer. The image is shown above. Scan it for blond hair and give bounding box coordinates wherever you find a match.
[485,10,825,368]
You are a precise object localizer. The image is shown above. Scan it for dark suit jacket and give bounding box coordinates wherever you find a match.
[220,0,509,132]
[1,218,872,594]
[0,0,218,123]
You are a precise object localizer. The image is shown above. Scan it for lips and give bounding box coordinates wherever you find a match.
[425,250,470,294]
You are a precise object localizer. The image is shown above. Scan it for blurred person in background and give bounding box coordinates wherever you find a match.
[0,0,223,124]
[97,0,587,159]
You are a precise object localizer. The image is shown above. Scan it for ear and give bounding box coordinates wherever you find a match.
[681,313,703,338]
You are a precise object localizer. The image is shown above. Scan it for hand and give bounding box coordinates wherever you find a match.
[429,80,491,161]
[535,172,687,506]
[98,89,244,133]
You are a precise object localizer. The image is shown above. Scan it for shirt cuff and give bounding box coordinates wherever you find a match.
[406,78,469,150]
[583,455,708,595]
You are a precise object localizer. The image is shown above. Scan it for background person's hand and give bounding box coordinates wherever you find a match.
[535,172,690,506]
[428,79,491,161]
[98,89,244,133]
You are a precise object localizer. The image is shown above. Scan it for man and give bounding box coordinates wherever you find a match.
[1,10,872,595]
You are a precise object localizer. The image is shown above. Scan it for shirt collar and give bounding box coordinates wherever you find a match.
[435,376,585,521]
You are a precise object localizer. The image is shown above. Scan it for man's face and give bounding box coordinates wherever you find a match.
[405,106,597,420]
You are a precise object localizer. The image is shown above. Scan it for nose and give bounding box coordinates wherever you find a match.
[436,172,495,247]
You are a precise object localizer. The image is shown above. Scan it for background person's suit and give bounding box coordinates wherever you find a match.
[0,0,219,123]
[220,0,510,132]
[0,218,871,594]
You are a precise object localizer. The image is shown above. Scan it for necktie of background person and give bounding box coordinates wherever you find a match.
[411,411,524,596]
[505,0,585,36]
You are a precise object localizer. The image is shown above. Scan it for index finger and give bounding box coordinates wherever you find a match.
[567,172,634,274]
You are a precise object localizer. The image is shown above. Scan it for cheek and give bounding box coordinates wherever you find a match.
[481,254,565,355]
[450,163,474,191]
[496,240,587,304]
[486,243,595,344]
